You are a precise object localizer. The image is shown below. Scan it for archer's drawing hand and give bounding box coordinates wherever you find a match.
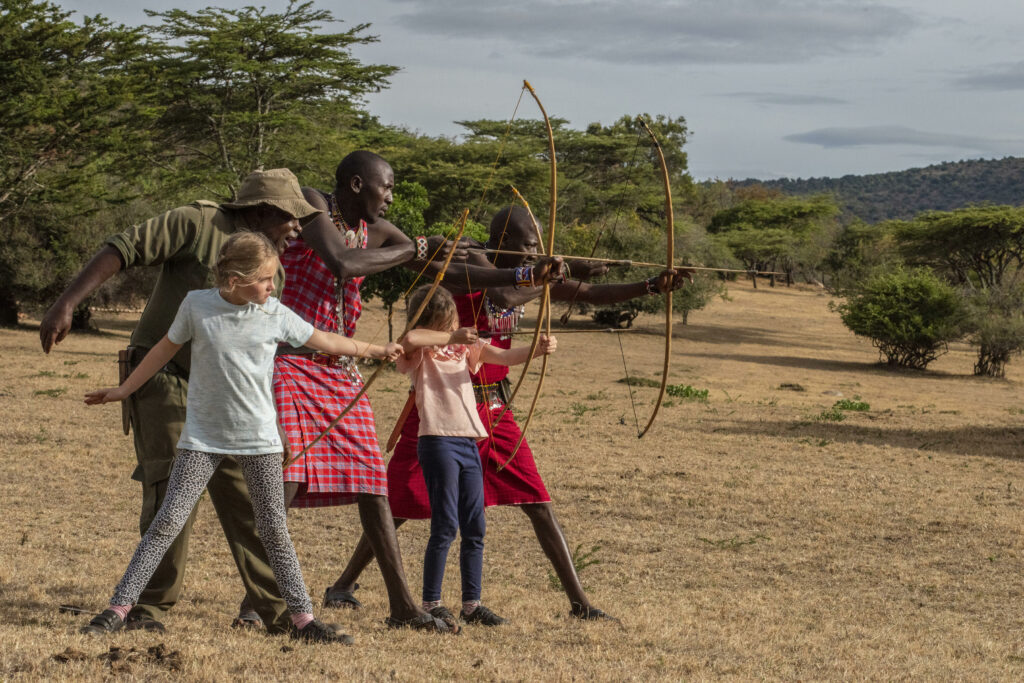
[425,235,470,263]
[450,327,479,345]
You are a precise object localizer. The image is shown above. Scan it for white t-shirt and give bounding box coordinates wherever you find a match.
[167,289,314,454]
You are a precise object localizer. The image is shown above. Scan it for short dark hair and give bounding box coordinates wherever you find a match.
[335,150,389,191]
[488,205,533,243]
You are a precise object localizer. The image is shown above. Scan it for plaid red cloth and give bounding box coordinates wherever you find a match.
[386,403,551,520]
[275,204,382,508]
[280,194,365,337]
[275,355,386,507]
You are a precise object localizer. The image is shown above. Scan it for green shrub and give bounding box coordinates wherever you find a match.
[833,396,870,411]
[666,384,709,401]
[833,268,965,369]
[964,284,1024,377]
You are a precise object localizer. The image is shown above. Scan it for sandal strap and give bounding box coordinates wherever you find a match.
[323,583,363,609]
[385,613,460,634]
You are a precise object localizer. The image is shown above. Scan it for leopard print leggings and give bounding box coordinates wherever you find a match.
[112,449,313,615]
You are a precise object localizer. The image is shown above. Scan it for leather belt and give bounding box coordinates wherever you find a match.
[473,379,511,409]
[310,352,354,368]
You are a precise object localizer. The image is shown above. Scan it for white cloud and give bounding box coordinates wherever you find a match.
[784,125,1017,153]
[722,91,849,106]
[389,0,919,65]
[953,61,1024,91]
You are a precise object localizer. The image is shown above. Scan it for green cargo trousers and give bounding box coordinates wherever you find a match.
[126,364,290,634]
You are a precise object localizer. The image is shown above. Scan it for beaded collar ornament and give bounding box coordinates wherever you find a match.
[484,298,524,340]
[325,192,367,322]
[326,193,364,248]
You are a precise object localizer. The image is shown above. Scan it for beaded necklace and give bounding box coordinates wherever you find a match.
[324,192,367,339]
[325,193,364,248]
[484,297,523,340]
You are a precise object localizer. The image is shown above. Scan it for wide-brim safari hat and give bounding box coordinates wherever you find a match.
[222,168,321,224]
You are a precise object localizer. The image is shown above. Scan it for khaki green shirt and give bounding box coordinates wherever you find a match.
[105,201,284,375]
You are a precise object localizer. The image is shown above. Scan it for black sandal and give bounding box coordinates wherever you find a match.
[385,612,460,634]
[428,605,459,630]
[231,601,264,630]
[570,603,620,622]
[323,583,363,610]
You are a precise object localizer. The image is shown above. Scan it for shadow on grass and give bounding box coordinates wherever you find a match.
[707,418,1024,461]
[0,598,61,627]
[684,351,986,378]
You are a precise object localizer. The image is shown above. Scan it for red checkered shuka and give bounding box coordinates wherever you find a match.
[275,200,384,507]
[275,355,386,507]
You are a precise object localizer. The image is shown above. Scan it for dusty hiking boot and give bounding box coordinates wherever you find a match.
[462,605,507,626]
[290,619,353,645]
[80,609,124,635]
[385,612,460,634]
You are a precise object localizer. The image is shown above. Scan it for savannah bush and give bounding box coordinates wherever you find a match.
[964,284,1024,377]
[833,268,965,369]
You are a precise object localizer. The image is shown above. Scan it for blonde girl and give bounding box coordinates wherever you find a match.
[81,231,402,643]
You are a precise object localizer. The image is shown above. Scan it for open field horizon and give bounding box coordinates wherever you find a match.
[1,280,1022,680]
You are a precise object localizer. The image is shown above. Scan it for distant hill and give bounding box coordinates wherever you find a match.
[729,157,1024,223]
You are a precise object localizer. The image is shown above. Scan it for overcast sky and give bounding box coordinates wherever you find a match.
[58,0,1024,181]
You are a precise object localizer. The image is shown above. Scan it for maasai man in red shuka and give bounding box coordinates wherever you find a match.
[256,153,560,632]
[331,206,691,621]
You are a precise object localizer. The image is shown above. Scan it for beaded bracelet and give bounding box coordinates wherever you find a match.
[644,276,660,295]
[514,265,535,289]
[415,236,428,261]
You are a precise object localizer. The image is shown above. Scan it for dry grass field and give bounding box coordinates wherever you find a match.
[1,280,1023,681]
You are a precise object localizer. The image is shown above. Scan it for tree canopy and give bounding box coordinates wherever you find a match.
[133,1,399,198]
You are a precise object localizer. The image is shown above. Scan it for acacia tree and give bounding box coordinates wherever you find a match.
[135,1,399,198]
[707,195,839,287]
[0,0,148,324]
[0,0,145,220]
[893,205,1024,376]
[384,113,691,235]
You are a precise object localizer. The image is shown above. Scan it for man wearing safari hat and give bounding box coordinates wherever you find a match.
[40,168,319,635]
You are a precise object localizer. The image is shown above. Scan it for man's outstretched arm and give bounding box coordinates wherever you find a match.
[40,246,124,353]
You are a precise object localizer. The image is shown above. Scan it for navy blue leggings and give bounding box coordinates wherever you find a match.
[418,436,486,603]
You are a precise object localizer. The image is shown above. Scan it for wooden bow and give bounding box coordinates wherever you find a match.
[495,79,557,470]
[635,115,674,439]
[283,210,470,469]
